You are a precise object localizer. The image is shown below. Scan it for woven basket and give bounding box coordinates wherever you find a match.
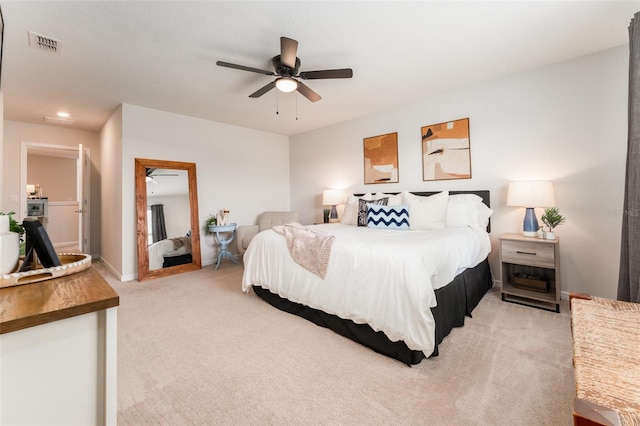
[0,253,92,289]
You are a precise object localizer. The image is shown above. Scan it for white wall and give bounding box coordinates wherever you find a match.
[117,104,290,281]
[290,46,629,299]
[27,154,77,201]
[99,106,123,276]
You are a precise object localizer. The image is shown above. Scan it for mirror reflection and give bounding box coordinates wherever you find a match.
[135,158,201,281]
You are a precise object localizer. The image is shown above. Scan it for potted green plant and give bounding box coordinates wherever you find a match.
[541,207,566,240]
[0,211,25,236]
[204,214,217,234]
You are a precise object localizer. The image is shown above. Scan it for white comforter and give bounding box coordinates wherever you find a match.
[242,223,491,354]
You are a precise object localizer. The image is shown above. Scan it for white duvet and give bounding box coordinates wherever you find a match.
[241,223,491,354]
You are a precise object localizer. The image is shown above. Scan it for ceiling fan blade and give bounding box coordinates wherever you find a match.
[249,81,276,98]
[280,37,298,69]
[216,61,275,76]
[298,68,353,80]
[296,81,321,102]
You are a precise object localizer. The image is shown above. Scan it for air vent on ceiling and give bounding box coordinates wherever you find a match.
[28,31,63,55]
[44,116,75,125]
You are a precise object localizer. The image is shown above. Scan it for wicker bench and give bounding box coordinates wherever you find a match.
[570,294,640,425]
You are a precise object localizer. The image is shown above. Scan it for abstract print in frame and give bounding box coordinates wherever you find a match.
[421,118,471,181]
[363,132,399,184]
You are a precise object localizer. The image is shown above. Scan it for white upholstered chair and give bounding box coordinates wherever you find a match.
[236,211,299,255]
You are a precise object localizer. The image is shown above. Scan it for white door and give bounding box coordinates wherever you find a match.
[76,144,90,254]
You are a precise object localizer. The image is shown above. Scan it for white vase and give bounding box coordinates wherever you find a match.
[0,215,20,275]
[544,231,556,240]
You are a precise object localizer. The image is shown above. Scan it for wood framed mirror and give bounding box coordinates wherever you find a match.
[135,158,201,281]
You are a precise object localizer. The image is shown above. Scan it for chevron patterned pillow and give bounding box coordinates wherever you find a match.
[366,204,410,230]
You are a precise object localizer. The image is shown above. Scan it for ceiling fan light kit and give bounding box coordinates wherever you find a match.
[275,77,298,93]
[216,36,353,103]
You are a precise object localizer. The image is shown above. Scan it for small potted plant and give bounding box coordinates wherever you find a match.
[0,212,24,273]
[541,207,566,240]
[204,214,217,234]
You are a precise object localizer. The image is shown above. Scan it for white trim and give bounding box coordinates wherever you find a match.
[103,307,117,426]
[53,241,79,248]
[48,201,80,207]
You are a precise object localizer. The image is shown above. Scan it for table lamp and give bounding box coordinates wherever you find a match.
[507,181,555,237]
[322,189,347,223]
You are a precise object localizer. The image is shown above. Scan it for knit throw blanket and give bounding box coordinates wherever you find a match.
[272,222,335,279]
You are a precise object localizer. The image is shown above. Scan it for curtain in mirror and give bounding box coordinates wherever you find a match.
[151,204,167,243]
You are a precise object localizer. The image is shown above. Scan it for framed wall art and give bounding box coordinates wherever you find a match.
[421,118,471,181]
[363,132,399,184]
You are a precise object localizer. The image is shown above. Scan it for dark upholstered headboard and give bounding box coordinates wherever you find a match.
[353,190,491,233]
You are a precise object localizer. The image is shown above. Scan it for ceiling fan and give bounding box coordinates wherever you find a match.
[216,36,353,103]
[146,168,178,184]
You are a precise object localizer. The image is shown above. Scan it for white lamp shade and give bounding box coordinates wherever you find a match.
[322,189,347,206]
[507,181,555,208]
[275,77,298,93]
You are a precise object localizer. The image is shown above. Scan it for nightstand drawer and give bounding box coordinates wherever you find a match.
[501,240,555,268]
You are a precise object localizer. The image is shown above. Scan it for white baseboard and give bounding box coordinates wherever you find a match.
[54,241,79,250]
[202,254,242,268]
[98,257,134,282]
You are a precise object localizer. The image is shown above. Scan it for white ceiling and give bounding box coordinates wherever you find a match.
[0,1,637,136]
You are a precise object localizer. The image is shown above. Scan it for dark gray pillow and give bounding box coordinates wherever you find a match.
[358,197,388,226]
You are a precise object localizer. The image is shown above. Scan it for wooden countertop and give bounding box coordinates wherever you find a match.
[0,266,119,334]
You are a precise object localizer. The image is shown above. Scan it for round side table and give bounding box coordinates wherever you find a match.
[208,223,240,270]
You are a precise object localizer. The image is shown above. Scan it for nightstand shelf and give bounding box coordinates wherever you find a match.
[499,233,560,313]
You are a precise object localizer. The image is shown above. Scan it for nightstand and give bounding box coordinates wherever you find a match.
[499,233,560,313]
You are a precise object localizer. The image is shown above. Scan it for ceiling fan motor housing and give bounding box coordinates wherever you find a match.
[272,55,300,77]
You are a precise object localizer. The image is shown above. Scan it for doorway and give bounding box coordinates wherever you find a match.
[19,142,90,254]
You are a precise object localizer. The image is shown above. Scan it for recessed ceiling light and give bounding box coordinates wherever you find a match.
[56,111,70,118]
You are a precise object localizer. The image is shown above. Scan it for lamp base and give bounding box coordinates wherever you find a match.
[329,205,339,223]
[522,207,539,237]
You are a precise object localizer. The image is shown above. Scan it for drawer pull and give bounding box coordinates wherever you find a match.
[516,250,537,256]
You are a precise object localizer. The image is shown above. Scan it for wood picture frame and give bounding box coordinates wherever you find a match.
[363,132,399,184]
[421,118,471,181]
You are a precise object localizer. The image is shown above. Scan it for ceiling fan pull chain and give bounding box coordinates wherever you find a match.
[275,90,279,115]
[296,93,298,121]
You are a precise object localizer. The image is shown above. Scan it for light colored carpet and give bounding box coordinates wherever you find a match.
[98,261,575,425]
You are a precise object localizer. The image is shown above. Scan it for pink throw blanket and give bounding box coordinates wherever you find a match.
[272,222,335,279]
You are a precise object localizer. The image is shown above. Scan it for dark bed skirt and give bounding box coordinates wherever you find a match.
[252,258,493,365]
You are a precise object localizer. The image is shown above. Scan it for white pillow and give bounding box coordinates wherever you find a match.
[446,194,493,229]
[341,193,372,225]
[402,191,449,230]
[385,193,403,206]
[476,203,494,229]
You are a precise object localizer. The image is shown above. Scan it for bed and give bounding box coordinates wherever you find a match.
[148,236,192,270]
[242,190,493,365]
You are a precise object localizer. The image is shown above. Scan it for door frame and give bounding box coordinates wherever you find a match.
[20,141,91,253]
